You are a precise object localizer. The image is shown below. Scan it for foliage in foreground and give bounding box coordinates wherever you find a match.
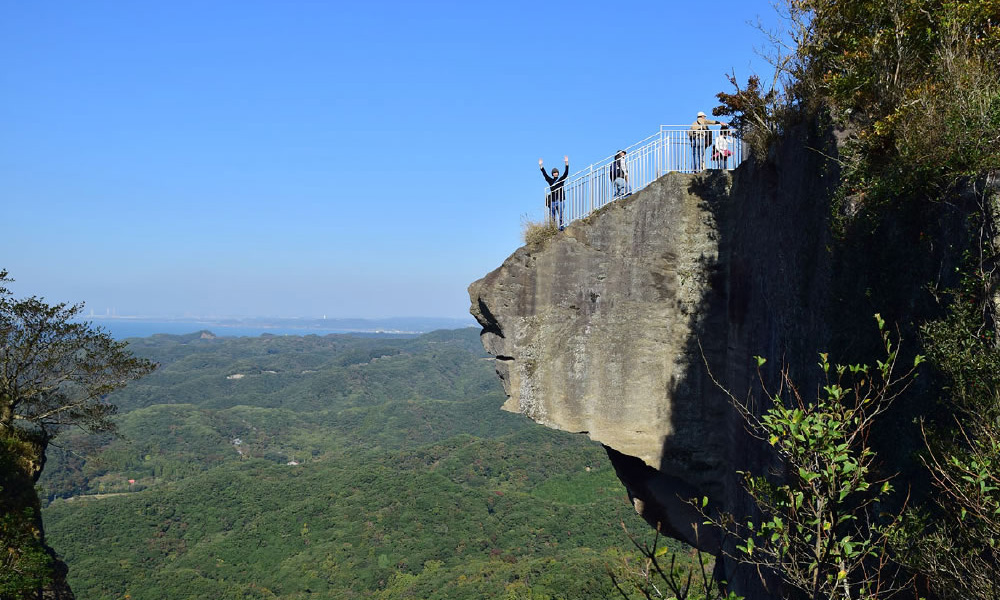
[711,317,921,600]
[895,272,1000,600]
[0,505,51,597]
[610,524,741,600]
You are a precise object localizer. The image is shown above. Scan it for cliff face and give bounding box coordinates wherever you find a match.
[470,125,841,595]
[0,433,75,599]
[471,172,737,550]
[475,173,732,473]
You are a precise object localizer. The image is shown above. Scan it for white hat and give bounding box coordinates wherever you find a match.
[697,111,707,117]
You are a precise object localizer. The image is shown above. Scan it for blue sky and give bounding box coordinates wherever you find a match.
[2,0,779,320]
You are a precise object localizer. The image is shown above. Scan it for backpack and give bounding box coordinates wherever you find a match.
[609,159,624,180]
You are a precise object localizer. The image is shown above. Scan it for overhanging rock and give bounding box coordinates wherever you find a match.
[470,172,741,551]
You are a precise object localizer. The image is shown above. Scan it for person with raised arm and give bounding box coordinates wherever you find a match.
[688,111,721,172]
[540,155,570,231]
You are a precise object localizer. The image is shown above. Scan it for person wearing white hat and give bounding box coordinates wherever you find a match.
[688,111,722,172]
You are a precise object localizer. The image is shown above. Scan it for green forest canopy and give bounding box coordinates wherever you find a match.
[41,329,674,600]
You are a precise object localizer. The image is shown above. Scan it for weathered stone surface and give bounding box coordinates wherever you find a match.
[472,172,731,487]
[471,172,740,549]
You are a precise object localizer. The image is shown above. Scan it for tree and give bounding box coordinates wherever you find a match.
[0,270,156,598]
[0,270,156,443]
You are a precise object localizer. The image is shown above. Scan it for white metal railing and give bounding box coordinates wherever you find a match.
[544,125,745,227]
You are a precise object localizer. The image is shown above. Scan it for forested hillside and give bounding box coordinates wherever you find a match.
[40,329,667,599]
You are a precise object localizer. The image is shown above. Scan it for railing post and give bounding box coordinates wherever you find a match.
[589,163,594,214]
[657,126,663,177]
[666,129,672,174]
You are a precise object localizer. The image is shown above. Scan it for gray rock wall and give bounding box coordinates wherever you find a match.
[473,173,731,486]
[471,172,738,552]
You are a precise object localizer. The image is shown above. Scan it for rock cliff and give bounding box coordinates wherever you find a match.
[0,432,75,599]
[470,125,843,596]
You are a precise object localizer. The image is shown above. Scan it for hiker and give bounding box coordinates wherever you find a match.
[540,156,569,231]
[713,123,733,169]
[610,150,629,199]
[688,111,721,172]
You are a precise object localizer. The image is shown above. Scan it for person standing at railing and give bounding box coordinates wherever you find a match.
[540,156,569,231]
[610,150,630,199]
[713,123,734,169]
[688,111,721,172]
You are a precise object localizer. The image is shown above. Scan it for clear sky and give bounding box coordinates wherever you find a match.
[1,0,779,320]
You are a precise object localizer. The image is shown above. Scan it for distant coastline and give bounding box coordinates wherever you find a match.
[82,316,477,340]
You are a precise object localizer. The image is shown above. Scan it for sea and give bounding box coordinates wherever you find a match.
[86,317,476,340]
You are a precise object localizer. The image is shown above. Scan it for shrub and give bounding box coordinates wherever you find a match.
[521,217,558,247]
[707,316,922,600]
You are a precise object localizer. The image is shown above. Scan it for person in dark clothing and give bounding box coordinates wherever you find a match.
[540,155,569,231]
[610,150,630,198]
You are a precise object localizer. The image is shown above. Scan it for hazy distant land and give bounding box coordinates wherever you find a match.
[83,315,477,339]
